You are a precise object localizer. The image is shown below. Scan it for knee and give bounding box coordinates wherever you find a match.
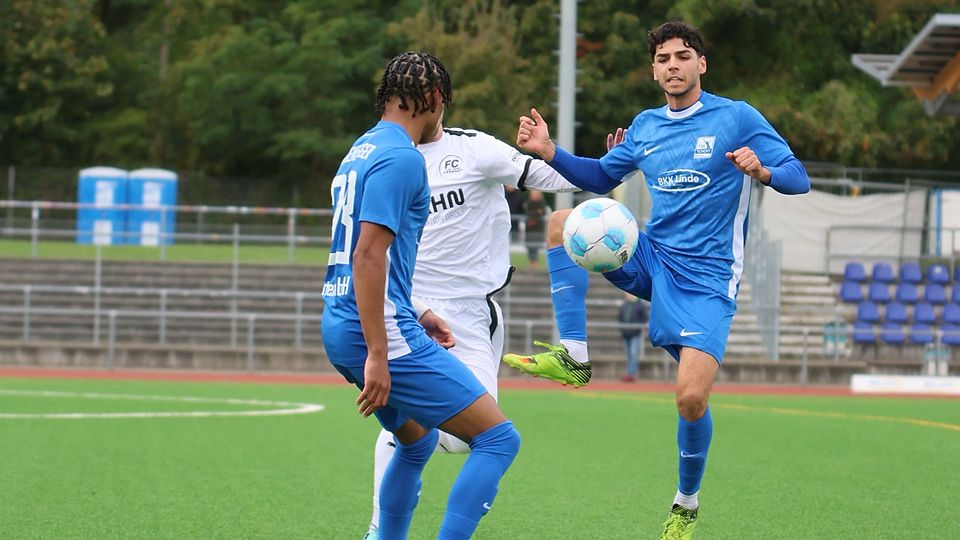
[397,428,439,464]
[472,421,521,462]
[547,209,571,248]
[676,391,708,422]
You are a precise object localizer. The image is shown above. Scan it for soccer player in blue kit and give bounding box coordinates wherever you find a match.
[503,21,810,539]
[322,52,520,540]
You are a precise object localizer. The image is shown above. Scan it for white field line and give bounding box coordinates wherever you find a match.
[0,389,324,419]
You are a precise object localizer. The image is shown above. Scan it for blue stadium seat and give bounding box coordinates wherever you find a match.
[925,283,947,305]
[895,282,919,304]
[867,282,891,303]
[884,301,909,324]
[927,263,950,285]
[942,325,960,347]
[955,266,960,284]
[952,286,960,304]
[856,301,880,324]
[943,303,960,325]
[914,302,937,325]
[843,262,867,282]
[880,323,905,346]
[852,322,876,344]
[909,324,934,345]
[840,281,863,303]
[899,262,923,284]
[871,262,895,283]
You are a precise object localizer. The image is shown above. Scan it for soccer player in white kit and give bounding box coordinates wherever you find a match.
[362,122,578,539]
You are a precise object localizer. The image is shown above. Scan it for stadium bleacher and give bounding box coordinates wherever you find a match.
[840,260,960,353]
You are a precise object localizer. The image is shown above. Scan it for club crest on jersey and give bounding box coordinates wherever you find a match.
[693,136,716,160]
[440,155,463,175]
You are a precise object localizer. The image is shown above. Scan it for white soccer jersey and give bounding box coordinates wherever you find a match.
[413,127,577,299]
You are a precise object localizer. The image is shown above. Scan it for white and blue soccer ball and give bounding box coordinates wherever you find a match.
[562,198,639,273]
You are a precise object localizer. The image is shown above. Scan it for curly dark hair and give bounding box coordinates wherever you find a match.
[647,21,705,60]
[375,51,452,117]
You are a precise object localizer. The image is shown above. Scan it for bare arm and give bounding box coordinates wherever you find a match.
[353,221,394,417]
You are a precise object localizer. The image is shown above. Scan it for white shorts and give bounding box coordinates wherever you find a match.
[412,295,504,401]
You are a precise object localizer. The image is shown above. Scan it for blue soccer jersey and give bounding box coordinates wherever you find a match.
[600,92,795,298]
[321,121,434,367]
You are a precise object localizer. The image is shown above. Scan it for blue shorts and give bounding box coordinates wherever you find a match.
[332,341,488,431]
[602,233,737,363]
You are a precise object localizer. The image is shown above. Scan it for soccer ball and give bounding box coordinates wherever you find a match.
[562,198,639,272]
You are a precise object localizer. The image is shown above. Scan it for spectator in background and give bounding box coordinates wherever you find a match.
[504,185,526,245]
[523,189,548,268]
[619,292,649,382]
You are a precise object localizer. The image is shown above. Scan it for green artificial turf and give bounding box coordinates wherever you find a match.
[0,377,956,539]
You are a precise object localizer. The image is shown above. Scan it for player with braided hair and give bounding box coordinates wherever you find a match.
[322,51,520,540]
[375,51,452,118]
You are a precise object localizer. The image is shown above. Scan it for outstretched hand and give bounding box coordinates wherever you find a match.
[725,147,771,183]
[606,127,626,151]
[517,108,556,161]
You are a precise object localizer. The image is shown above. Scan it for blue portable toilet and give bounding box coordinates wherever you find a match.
[127,168,178,246]
[76,167,128,245]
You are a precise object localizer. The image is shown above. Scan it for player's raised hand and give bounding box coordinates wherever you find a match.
[517,108,556,161]
[725,147,772,183]
[357,355,390,417]
[420,310,455,349]
[606,127,626,151]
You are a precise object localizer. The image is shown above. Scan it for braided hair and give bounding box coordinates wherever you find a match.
[375,51,452,117]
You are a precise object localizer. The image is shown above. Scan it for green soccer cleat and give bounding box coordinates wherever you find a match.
[362,529,377,540]
[502,340,592,387]
[660,504,698,540]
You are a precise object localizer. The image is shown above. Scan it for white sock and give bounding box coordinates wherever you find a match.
[560,339,589,364]
[673,490,699,510]
[369,428,396,531]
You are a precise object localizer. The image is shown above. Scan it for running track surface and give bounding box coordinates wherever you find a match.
[3,366,956,399]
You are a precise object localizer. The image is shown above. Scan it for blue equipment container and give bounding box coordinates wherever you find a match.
[76,167,128,245]
[127,168,178,246]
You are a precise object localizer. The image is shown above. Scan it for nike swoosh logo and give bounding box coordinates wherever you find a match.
[680,451,702,459]
[550,285,574,294]
[482,502,492,511]
[679,329,703,337]
[643,145,661,156]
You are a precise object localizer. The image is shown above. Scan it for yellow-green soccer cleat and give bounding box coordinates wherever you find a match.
[502,340,592,387]
[660,504,698,540]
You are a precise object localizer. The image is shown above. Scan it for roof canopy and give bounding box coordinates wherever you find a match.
[852,13,960,116]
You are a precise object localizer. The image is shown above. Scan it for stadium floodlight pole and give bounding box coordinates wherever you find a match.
[555,0,577,211]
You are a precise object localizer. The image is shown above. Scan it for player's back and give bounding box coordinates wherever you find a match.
[623,92,794,298]
[321,121,433,367]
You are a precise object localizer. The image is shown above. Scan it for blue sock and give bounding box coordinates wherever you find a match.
[438,421,521,540]
[547,246,589,341]
[677,408,713,496]
[378,429,439,540]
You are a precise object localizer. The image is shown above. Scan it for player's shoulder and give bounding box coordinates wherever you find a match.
[443,126,482,138]
[704,91,761,116]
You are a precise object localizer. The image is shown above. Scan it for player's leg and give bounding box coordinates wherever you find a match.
[503,208,593,386]
[436,394,521,540]
[661,347,717,539]
[371,342,519,539]
[333,361,437,540]
[376,418,439,540]
[366,297,494,537]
